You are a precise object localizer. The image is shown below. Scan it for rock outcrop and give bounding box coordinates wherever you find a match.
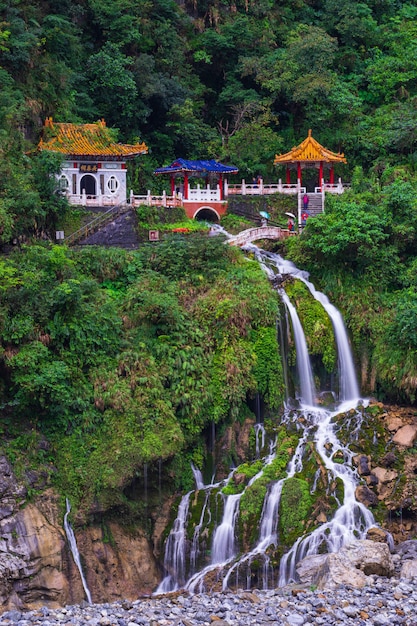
[0,457,159,613]
[296,540,394,589]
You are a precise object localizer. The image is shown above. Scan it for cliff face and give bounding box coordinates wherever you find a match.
[0,458,160,612]
[1,403,417,612]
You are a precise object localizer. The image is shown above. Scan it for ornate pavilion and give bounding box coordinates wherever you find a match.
[153,158,238,220]
[154,158,238,201]
[274,129,347,190]
[38,118,148,206]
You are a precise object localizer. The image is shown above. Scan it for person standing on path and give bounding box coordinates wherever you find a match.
[303,193,309,211]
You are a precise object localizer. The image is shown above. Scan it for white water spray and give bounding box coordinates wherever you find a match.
[156,491,192,592]
[211,493,241,563]
[280,290,316,406]
[252,247,359,403]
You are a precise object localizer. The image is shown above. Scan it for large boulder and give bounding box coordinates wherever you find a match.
[296,540,394,589]
[400,559,417,579]
[393,425,417,447]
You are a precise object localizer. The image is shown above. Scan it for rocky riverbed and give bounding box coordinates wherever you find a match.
[1,577,416,626]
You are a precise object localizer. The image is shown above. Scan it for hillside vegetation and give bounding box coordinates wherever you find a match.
[0,236,283,514]
[1,0,417,518]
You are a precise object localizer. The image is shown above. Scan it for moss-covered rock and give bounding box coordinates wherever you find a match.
[279,477,312,547]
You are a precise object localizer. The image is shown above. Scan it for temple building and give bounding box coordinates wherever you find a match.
[38,118,148,206]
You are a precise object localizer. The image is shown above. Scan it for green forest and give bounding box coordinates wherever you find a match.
[2,0,417,240]
[1,0,417,522]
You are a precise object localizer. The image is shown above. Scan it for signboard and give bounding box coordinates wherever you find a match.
[149,230,159,241]
[79,163,98,173]
[55,231,65,240]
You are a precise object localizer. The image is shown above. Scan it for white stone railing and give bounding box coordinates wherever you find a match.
[130,191,182,207]
[226,179,301,196]
[315,178,346,194]
[68,194,121,206]
[187,184,222,202]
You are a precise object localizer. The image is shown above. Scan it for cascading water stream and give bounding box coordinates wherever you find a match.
[211,493,242,563]
[63,499,92,604]
[155,491,192,592]
[185,440,277,593]
[250,245,374,584]
[278,405,375,585]
[157,235,377,593]
[280,290,316,407]
[191,463,205,490]
[254,423,265,457]
[221,426,309,590]
[250,246,359,403]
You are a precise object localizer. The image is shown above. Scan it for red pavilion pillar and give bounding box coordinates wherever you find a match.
[330,165,334,185]
[170,175,175,195]
[297,162,302,186]
[183,172,189,199]
[218,173,223,200]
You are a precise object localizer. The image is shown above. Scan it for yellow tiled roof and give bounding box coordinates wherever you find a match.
[39,118,148,158]
[274,129,346,165]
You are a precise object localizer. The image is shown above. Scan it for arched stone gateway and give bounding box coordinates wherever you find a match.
[194,207,220,222]
[80,174,96,196]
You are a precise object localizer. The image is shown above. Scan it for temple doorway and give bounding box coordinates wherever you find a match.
[80,174,96,196]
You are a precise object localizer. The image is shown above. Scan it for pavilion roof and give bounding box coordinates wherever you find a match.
[154,158,238,175]
[38,118,148,160]
[274,130,346,165]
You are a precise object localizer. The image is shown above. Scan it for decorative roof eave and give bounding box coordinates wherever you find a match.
[154,158,238,175]
[274,129,346,165]
[38,118,148,159]
[42,151,145,162]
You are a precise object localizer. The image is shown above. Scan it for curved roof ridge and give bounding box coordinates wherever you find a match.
[274,130,346,164]
[154,158,238,175]
[39,118,148,159]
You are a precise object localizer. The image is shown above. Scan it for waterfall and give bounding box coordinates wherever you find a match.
[63,499,92,604]
[191,463,205,490]
[221,426,309,590]
[255,248,359,403]
[280,290,316,407]
[155,491,192,592]
[254,423,265,457]
[211,494,241,563]
[156,238,377,593]
[190,490,211,574]
[278,406,375,585]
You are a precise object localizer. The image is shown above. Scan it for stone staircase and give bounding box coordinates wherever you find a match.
[303,192,323,217]
[65,202,130,246]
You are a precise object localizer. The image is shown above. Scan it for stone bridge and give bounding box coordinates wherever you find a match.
[227,226,294,246]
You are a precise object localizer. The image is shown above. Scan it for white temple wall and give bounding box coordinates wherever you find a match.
[58,161,127,205]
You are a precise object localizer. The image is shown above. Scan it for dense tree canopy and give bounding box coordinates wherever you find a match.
[2,0,417,239]
[0,237,284,510]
